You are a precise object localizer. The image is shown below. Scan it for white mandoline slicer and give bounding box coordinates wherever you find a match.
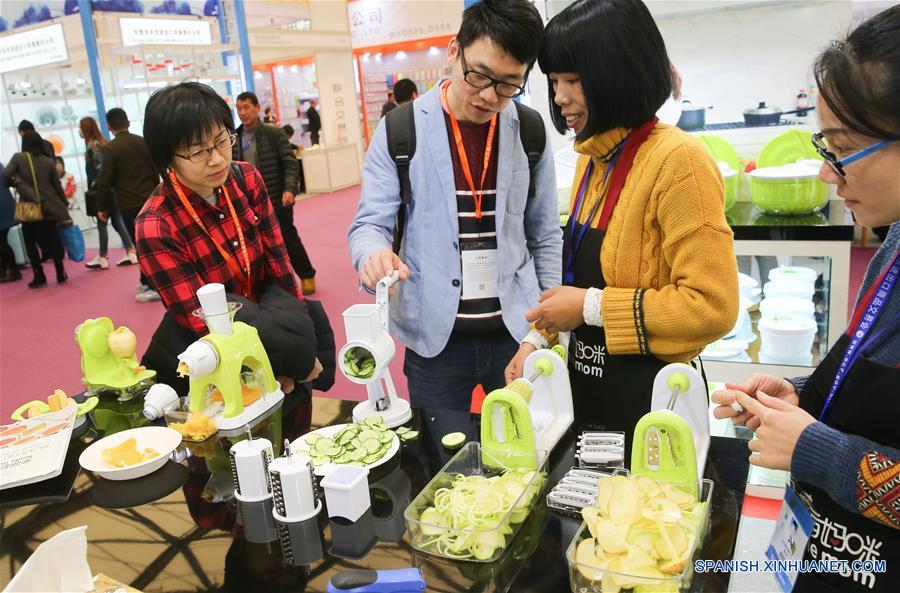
[339,272,412,428]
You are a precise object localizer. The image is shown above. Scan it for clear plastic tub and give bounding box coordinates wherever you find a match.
[566,473,713,593]
[163,396,222,442]
[405,442,548,563]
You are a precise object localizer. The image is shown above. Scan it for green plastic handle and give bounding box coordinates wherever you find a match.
[667,373,691,393]
[534,357,554,377]
[551,344,567,360]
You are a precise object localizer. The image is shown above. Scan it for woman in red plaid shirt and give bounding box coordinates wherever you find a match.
[137,82,322,387]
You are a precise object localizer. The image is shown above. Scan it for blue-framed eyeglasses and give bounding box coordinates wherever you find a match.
[811,132,893,177]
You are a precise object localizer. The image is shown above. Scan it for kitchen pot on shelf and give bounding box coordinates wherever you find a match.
[743,101,815,126]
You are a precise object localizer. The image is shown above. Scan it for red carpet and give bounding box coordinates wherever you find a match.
[0,185,407,420]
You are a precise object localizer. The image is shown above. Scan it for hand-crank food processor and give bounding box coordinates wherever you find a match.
[480,348,574,469]
[176,284,284,433]
[338,273,412,428]
[75,318,156,393]
[631,363,711,484]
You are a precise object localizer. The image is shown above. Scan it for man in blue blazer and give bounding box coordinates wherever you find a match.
[348,0,562,412]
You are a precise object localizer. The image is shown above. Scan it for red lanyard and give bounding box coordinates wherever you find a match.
[440,80,497,220]
[168,170,253,297]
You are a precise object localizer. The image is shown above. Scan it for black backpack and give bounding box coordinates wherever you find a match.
[385,100,546,253]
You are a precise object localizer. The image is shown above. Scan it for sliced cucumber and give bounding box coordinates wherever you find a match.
[442,432,466,450]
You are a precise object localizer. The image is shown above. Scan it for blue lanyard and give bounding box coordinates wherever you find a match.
[820,250,900,421]
[564,145,624,285]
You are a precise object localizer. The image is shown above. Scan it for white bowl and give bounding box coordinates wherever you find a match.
[759,296,815,319]
[768,266,817,286]
[763,280,815,301]
[759,314,817,359]
[79,426,181,481]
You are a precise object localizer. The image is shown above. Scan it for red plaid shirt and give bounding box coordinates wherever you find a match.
[136,161,302,334]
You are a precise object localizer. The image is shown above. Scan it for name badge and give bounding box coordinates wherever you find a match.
[461,248,499,301]
[766,483,814,592]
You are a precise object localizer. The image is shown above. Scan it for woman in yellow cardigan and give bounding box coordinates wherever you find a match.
[506,0,738,443]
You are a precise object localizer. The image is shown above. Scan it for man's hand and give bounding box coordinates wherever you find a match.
[278,375,295,394]
[737,391,816,471]
[525,286,588,333]
[304,358,323,383]
[97,211,108,222]
[711,374,799,431]
[281,191,295,207]
[505,343,537,384]
[360,247,410,293]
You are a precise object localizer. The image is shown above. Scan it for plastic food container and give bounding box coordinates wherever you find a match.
[163,397,222,442]
[566,475,714,593]
[717,161,738,211]
[759,314,817,359]
[759,296,815,320]
[405,442,548,563]
[763,280,815,301]
[768,266,817,286]
[750,164,828,215]
[737,273,760,302]
[726,296,753,339]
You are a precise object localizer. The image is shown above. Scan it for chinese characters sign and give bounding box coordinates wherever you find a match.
[348,0,462,48]
[0,24,68,74]
[119,17,212,46]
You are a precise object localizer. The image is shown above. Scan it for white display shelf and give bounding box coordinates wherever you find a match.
[4,95,96,105]
[108,43,239,56]
[3,123,82,134]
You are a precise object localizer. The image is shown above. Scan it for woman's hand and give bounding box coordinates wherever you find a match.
[505,343,537,384]
[304,358,323,383]
[525,286,587,333]
[711,373,799,431]
[737,391,816,471]
[278,376,295,394]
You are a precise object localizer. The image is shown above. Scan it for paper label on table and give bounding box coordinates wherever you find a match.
[461,249,499,300]
[766,483,814,593]
[0,406,76,490]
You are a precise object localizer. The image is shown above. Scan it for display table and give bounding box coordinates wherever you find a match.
[704,199,855,382]
[301,143,361,194]
[0,396,748,593]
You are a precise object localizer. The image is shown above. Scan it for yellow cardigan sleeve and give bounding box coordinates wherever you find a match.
[601,146,739,360]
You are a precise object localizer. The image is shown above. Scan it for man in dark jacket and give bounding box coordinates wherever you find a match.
[95,107,160,302]
[234,92,317,294]
[17,120,55,158]
[306,99,321,146]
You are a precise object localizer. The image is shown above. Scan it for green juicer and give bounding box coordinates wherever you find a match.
[76,317,156,391]
[631,370,702,485]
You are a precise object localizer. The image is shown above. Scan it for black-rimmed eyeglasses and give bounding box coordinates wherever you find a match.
[175,133,237,164]
[459,47,527,99]
[811,132,893,177]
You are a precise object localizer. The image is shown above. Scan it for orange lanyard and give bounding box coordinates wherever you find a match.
[440,80,497,220]
[168,170,253,297]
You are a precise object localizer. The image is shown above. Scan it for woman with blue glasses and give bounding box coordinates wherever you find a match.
[713,6,899,592]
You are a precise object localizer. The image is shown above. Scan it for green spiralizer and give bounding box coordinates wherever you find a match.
[175,283,284,433]
[76,317,156,391]
[631,364,710,485]
[480,348,574,470]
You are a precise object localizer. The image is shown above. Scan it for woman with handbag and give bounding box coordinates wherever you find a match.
[80,117,136,270]
[0,164,20,283]
[2,132,71,287]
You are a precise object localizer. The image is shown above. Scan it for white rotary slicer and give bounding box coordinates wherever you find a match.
[339,272,412,428]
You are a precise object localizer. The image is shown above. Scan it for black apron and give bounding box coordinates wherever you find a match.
[563,220,668,456]
[791,332,900,593]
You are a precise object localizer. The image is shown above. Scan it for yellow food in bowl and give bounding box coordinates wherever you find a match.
[102,437,160,468]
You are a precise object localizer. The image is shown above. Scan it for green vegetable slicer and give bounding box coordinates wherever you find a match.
[339,272,412,428]
[480,348,574,469]
[631,363,710,484]
[175,283,284,433]
[75,317,156,391]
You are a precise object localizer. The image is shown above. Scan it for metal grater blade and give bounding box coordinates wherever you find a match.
[270,470,287,518]
[647,426,660,471]
[275,522,293,563]
[228,451,241,494]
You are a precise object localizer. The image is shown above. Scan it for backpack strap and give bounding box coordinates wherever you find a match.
[230,162,248,198]
[385,102,417,254]
[514,101,546,199]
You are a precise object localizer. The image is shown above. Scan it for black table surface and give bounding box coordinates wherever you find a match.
[728,199,854,241]
[0,398,749,593]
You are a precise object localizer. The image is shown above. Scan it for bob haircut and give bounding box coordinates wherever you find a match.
[21,131,45,156]
[814,4,900,141]
[143,82,234,178]
[538,0,673,140]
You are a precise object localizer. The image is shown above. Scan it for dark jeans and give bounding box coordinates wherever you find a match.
[404,331,519,412]
[120,206,149,287]
[275,205,315,279]
[0,227,17,272]
[97,202,134,257]
[22,220,63,270]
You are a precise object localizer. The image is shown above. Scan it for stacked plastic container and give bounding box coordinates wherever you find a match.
[758,266,818,365]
